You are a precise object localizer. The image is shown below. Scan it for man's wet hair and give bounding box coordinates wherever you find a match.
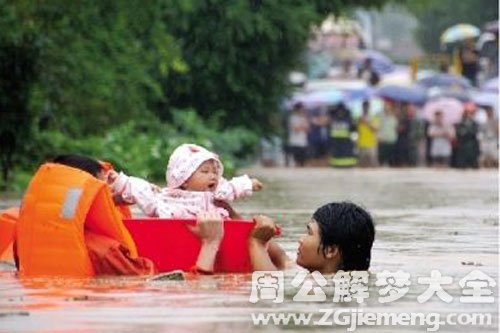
[52,154,103,178]
[313,202,375,271]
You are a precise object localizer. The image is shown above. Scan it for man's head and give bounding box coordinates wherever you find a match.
[434,111,444,124]
[362,100,370,116]
[52,154,105,180]
[383,99,395,114]
[292,102,305,114]
[297,202,375,273]
[463,102,476,118]
[464,38,475,48]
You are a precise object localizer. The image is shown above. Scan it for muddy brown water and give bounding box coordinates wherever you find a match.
[0,168,498,332]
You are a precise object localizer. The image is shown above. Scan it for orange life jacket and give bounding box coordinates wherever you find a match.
[16,163,138,277]
[0,207,18,261]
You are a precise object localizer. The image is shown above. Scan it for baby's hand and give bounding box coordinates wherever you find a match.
[251,178,263,192]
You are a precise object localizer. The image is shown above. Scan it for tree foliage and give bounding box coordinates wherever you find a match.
[12,110,258,191]
[160,0,387,131]
[0,0,184,186]
[0,1,184,136]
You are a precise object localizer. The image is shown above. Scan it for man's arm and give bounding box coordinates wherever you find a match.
[249,238,278,271]
[189,212,224,273]
[268,240,291,270]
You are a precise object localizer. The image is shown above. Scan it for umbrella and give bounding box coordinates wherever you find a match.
[441,24,480,44]
[470,90,499,111]
[484,21,498,34]
[305,78,367,92]
[474,109,488,125]
[417,73,472,90]
[477,32,496,52]
[379,65,413,86]
[341,86,375,102]
[423,97,464,125]
[481,77,498,92]
[427,87,471,102]
[293,89,344,108]
[376,85,427,104]
[356,50,395,75]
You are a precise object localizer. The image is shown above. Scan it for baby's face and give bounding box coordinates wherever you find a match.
[182,160,219,192]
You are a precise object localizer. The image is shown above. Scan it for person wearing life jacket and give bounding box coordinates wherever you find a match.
[0,207,18,262]
[11,154,224,277]
[328,103,357,168]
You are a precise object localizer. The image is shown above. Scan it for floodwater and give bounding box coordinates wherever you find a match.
[0,168,498,332]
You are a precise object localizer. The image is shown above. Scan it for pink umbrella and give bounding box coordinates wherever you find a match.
[423,97,464,125]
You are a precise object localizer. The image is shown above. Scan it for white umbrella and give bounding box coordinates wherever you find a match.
[470,90,499,113]
[441,24,480,44]
[481,77,498,92]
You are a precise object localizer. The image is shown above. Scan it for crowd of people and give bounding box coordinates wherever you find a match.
[281,18,499,171]
[285,100,498,169]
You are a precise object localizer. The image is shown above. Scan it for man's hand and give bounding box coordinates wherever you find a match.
[106,170,119,184]
[251,215,278,244]
[189,211,224,244]
[214,200,242,219]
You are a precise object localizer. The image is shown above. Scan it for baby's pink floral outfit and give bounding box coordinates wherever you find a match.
[111,144,253,218]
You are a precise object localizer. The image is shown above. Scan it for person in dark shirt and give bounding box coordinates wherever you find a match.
[460,39,479,86]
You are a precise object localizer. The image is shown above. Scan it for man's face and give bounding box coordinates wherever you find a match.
[296,220,331,271]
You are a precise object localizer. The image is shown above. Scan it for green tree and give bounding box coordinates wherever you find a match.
[0,0,183,186]
[160,0,387,133]
[0,1,185,135]
[0,0,389,189]
[0,36,38,187]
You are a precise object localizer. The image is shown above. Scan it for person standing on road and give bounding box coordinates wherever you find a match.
[329,103,357,168]
[377,101,398,166]
[479,106,498,168]
[455,104,480,169]
[357,100,379,167]
[287,102,310,167]
[307,106,330,167]
[428,111,455,167]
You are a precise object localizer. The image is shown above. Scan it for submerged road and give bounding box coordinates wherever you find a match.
[0,167,498,332]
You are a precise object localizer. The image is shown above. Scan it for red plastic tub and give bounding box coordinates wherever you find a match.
[123,219,255,273]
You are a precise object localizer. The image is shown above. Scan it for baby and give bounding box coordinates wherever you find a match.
[109,143,263,218]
